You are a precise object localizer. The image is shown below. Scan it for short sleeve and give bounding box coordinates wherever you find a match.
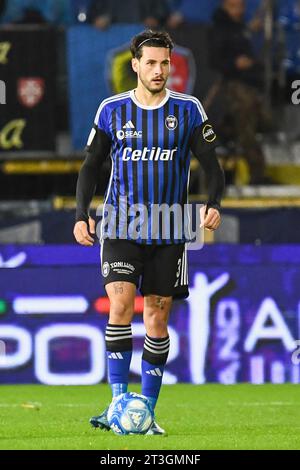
[190,97,208,129]
[189,98,218,156]
[94,101,111,136]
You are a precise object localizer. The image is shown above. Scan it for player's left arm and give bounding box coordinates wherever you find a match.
[190,121,225,231]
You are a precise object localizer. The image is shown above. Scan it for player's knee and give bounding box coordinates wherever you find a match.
[109,301,133,324]
[144,310,169,337]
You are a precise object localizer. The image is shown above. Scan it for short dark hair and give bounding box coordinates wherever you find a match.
[130,30,174,60]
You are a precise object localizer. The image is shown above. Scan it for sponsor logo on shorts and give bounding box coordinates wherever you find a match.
[110,262,135,275]
[102,261,110,277]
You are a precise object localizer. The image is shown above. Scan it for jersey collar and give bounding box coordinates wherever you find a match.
[130,88,170,110]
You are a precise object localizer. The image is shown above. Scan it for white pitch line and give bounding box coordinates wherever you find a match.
[227,401,296,406]
[0,403,92,408]
[0,404,19,408]
[176,401,298,408]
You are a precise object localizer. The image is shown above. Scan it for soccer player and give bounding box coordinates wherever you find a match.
[74,30,225,435]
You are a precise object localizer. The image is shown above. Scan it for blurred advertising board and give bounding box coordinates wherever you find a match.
[0,27,56,152]
[0,244,299,384]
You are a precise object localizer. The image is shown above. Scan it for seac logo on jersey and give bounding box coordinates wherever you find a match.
[117,129,143,140]
[203,124,216,143]
[165,115,178,131]
[117,121,143,140]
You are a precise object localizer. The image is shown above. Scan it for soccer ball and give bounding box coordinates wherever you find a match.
[107,392,154,435]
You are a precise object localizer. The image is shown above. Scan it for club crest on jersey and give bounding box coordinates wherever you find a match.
[165,115,178,131]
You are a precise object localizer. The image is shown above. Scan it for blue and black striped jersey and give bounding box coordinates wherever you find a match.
[85,88,219,244]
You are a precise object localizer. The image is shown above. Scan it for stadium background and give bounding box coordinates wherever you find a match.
[1,0,300,391]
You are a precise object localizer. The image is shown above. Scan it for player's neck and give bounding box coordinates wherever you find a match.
[134,86,167,107]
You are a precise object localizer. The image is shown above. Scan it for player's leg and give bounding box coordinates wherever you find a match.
[142,294,172,412]
[90,239,142,430]
[90,280,136,430]
[105,281,136,399]
[139,243,187,434]
[100,239,142,400]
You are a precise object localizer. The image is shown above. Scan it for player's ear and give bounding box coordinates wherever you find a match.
[132,58,138,73]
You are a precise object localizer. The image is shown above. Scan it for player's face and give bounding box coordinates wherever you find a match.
[223,0,245,22]
[133,47,171,94]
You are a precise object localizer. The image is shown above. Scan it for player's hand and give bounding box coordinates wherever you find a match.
[73,217,96,246]
[200,206,221,232]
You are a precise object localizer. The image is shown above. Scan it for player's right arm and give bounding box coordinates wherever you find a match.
[73,104,111,246]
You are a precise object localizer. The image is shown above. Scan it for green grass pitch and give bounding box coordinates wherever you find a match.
[0,384,299,450]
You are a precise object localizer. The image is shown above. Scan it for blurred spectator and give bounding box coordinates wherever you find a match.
[0,0,6,20]
[165,0,184,29]
[0,0,73,26]
[88,0,170,29]
[165,0,263,26]
[51,0,73,26]
[210,0,270,184]
[1,0,50,24]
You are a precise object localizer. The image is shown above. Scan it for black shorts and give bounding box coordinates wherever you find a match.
[100,239,189,300]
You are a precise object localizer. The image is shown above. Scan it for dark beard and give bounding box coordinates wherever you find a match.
[140,75,167,94]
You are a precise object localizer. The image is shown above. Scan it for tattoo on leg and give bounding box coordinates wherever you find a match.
[114,282,124,295]
[155,296,166,310]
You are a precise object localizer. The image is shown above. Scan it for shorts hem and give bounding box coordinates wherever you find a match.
[140,287,189,300]
[102,278,139,289]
